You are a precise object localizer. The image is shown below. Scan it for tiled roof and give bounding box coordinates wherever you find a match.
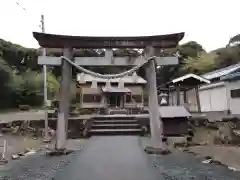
[202,63,240,80]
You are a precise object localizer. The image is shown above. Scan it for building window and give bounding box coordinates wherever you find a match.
[125,94,132,103]
[83,94,102,102]
[231,89,240,98]
[95,95,102,102]
[132,95,142,103]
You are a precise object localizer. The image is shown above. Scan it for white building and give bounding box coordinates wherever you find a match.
[193,63,240,115]
[167,63,240,117]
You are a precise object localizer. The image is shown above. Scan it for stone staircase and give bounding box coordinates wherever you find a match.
[89,115,142,136]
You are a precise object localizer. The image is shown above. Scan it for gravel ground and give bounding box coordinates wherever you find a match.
[2,151,240,180]
[189,145,240,170]
[0,135,44,160]
[0,151,77,180]
[140,137,240,180]
[0,138,87,180]
[149,153,240,180]
[1,136,240,180]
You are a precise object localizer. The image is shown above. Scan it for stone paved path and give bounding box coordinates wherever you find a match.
[56,136,160,180]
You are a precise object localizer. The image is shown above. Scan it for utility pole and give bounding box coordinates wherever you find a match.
[40,14,49,140]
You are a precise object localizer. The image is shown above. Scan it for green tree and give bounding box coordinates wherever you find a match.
[179,41,205,58]
[35,72,60,99]
[181,54,216,74]
[214,46,240,68]
[0,59,12,108]
[156,41,206,84]
[228,34,240,47]
[0,39,40,73]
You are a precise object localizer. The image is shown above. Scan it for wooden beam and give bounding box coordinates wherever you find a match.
[38,56,178,66]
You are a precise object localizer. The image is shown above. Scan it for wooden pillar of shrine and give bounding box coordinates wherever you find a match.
[195,86,201,113]
[183,89,187,103]
[144,46,163,148]
[176,84,181,106]
[56,48,73,150]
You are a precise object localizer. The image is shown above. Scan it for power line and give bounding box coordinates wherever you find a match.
[10,0,42,29]
[14,0,27,11]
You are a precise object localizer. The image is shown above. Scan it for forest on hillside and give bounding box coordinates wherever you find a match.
[1,34,240,109]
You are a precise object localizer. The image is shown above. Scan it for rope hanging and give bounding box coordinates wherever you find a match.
[61,56,156,79]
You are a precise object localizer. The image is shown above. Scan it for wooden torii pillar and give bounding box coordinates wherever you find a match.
[33,32,184,150]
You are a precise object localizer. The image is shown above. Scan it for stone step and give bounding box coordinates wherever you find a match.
[89,128,142,135]
[93,120,138,124]
[93,115,136,121]
[91,124,140,129]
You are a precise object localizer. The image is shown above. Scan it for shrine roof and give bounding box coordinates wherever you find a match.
[33,32,184,49]
[160,74,210,90]
[171,74,210,85]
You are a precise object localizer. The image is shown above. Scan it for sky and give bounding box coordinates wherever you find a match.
[0,0,239,52]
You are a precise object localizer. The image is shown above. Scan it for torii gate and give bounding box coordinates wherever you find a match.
[33,32,184,150]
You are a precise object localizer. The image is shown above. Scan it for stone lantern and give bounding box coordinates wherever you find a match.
[159,93,168,106]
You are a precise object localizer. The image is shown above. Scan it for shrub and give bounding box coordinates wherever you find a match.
[188,129,195,137]
[162,137,168,142]
[186,136,193,142]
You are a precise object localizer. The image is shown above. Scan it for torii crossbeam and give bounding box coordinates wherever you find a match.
[33,32,184,150]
